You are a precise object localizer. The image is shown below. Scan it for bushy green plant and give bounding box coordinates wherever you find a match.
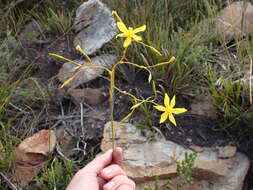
[133,102,154,131]
[205,66,251,128]
[0,122,20,171]
[176,152,197,188]
[36,158,75,190]
[144,177,173,190]
[143,152,197,190]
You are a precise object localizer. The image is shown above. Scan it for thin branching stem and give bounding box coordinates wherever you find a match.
[250,57,252,104]
[109,47,128,150]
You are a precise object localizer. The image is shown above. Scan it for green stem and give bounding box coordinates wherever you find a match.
[109,47,128,150]
[109,72,115,150]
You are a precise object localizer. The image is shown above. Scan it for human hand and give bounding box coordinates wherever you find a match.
[66,147,135,190]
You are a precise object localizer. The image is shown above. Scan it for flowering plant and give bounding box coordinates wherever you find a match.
[50,11,187,149]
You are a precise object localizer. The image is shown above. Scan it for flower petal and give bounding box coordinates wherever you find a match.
[132,34,142,41]
[160,111,169,124]
[170,95,176,108]
[164,93,170,108]
[112,11,123,23]
[116,33,128,38]
[133,25,146,33]
[123,37,132,47]
[169,113,177,126]
[117,22,128,33]
[172,108,187,114]
[154,105,166,112]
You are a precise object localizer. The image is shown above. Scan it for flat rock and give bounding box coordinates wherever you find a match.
[101,122,250,190]
[74,0,117,55]
[217,1,253,41]
[58,54,117,88]
[15,130,56,157]
[13,130,56,187]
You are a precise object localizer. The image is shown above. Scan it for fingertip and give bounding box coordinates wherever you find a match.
[113,147,123,165]
[116,147,123,154]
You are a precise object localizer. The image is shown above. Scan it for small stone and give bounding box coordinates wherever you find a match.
[57,54,117,88]
[190,96,217,119]
[74,0,117,55]
[189,145,204,153]
[67,88,105,105]
[218,145,237,158]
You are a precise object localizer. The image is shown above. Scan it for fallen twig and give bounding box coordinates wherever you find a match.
[0,172,19,190]
[80,103,84,136]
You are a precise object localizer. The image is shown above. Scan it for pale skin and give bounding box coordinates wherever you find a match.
[66,147,136,190]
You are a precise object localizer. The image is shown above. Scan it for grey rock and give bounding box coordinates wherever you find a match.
[58,54,117,88]
[74,0,117,55]
[21,20,42,39]
[210,153,250,190]
[19,19,49,45]
[101,122,250,190]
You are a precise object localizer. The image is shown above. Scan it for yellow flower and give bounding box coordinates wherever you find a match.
[154,94,187,126]
[112,11,161,55]
[116,21,146,48]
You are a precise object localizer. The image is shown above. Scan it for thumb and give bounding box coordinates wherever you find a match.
[81,149,113,174]
[113,147,123,165]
